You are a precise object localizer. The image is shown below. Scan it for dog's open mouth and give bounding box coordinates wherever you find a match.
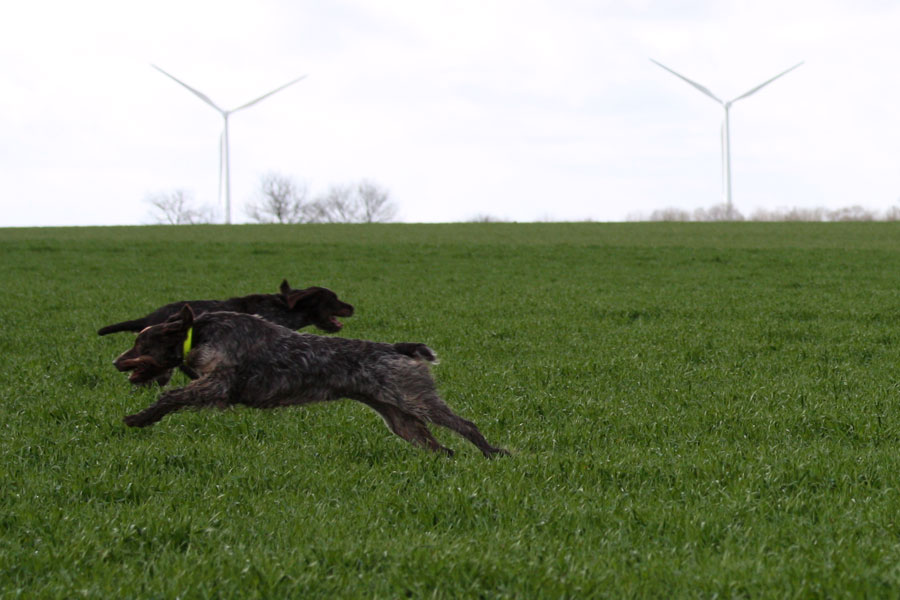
[129,368,159,385]
[315,316,343,332]
[116,355,166,385]
[323,305,353,331]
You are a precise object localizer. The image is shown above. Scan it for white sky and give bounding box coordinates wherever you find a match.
[2,0,899,225]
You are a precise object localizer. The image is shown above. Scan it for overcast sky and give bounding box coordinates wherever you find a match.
[2,1,899,226]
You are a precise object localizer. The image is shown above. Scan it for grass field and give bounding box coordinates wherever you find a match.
[3,222,900,598]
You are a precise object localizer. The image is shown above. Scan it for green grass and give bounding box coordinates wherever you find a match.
[3,222,900,598]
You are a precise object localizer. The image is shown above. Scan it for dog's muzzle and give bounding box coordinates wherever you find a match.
[114,355,165,384]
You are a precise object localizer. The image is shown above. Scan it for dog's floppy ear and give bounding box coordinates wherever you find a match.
[163,304,195,331]
[279,279,292,295]
[285,288,320,310]
[179,303,195,326]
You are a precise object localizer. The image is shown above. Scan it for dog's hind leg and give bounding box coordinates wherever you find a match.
[359,398,454,456]
[123,376,229,427]
[417,393,508,458]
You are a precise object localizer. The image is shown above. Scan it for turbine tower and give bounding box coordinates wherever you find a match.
[152,65,307,224]
[650,59,803,215]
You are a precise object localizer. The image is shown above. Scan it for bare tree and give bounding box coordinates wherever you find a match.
[648,207,692,222]
[693,203,744,222]
[884,205,900,221]
[750,207,829,221]
[307,180,397,223]
[827,205,876,222]
[306,185,358,223]
[246,172,310,224]
[145,190,212,225]
[357,180,398,223]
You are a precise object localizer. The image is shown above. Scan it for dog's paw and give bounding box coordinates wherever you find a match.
[486,447,511,459]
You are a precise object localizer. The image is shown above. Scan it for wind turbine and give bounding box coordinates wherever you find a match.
[152,65,307,224]
[650,59,803,215]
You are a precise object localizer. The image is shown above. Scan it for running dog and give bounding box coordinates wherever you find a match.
[113,305,508,458]
[98,279,353,336]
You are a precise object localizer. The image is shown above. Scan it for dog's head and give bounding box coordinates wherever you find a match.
[114,304,194,385]
[279,279,354,333]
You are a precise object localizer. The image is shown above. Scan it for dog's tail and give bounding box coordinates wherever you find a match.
[393,342,438,363]
[97,318,147,336]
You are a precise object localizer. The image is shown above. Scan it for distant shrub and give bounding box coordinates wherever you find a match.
[635,203,900,222]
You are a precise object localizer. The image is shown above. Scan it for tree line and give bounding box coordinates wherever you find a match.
[146,173,396,225]
[628,203,900,222]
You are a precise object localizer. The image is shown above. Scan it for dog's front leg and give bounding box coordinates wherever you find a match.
[123,377,226,427]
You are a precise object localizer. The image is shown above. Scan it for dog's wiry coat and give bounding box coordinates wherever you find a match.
[114,306,508,458]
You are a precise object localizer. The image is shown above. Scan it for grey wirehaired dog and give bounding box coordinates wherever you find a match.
[113,305,508,458]
[98,279,353,336]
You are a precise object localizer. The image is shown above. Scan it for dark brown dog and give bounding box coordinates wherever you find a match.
[114,305,508,458]
[98,279,353,335]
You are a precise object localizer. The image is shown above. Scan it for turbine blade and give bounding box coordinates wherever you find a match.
[152,64,225,113]
[230,74,308,113]
[650,58,723,105]
[730,62,804,104]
